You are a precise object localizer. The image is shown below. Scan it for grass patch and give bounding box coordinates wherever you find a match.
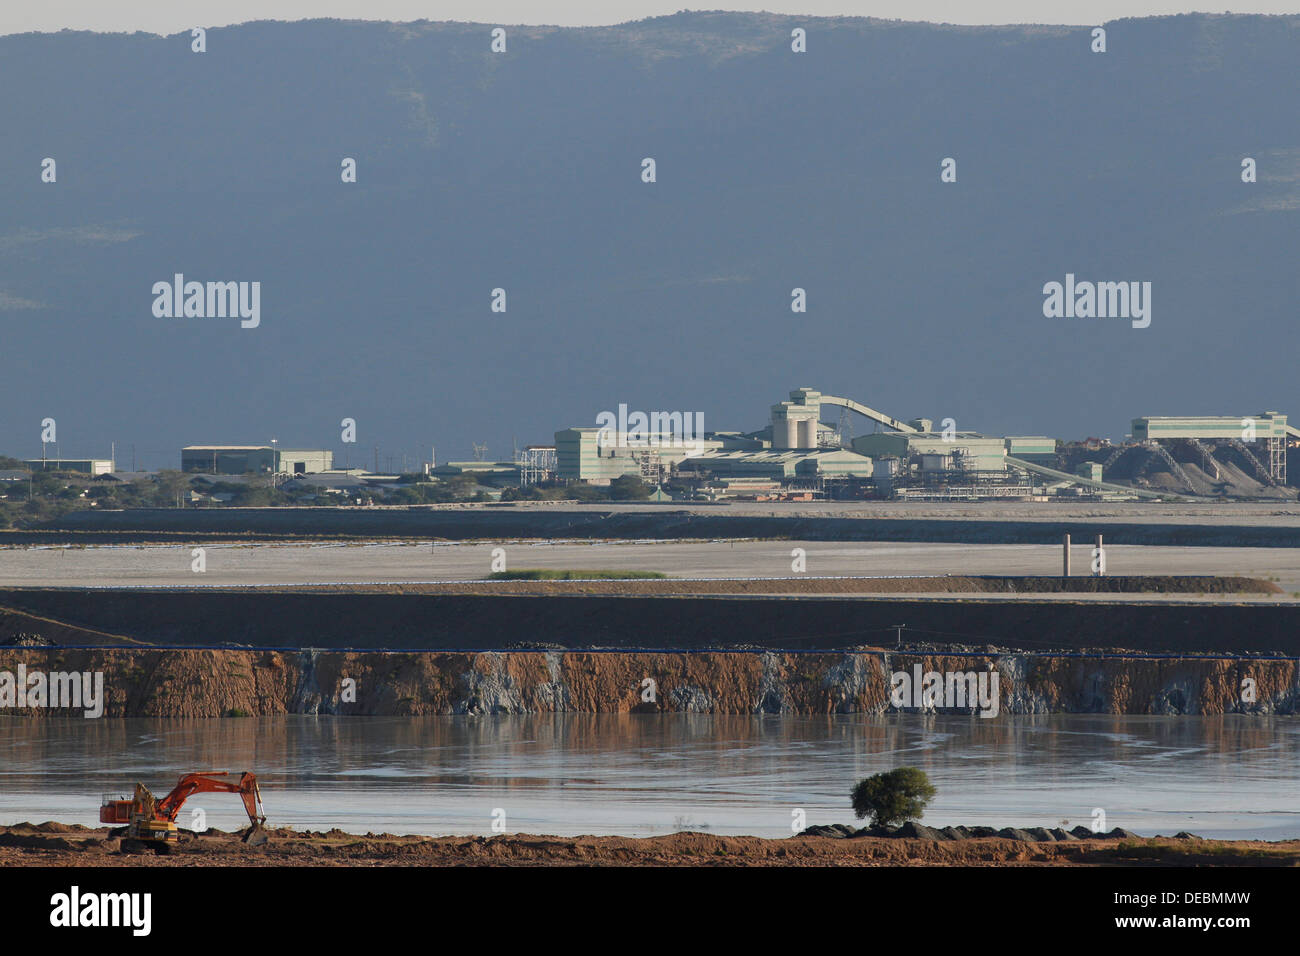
[486,569,668,580]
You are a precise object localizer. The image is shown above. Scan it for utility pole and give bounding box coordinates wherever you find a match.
[1062,533,1071,577]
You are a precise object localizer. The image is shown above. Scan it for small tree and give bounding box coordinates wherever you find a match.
[609,474,651,500]
[851,767,936,827]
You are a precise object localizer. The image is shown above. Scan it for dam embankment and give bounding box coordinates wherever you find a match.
[2,587,1300,655]
[0,646,1295,717]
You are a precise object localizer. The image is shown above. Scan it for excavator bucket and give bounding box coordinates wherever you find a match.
[242,822,269,846]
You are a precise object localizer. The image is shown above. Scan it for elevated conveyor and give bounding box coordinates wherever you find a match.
[1004,456,1193,501]
[818,395,918,433]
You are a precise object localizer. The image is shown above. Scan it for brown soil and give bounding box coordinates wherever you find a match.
[1,823,1295,867]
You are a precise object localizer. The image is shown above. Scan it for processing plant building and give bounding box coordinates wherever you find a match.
[852,432,1008,474]
[1131,414,1293,483]
[681,447,875,479]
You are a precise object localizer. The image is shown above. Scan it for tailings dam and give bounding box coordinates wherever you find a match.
[2,582,1298,717]
[6,510,1300,718]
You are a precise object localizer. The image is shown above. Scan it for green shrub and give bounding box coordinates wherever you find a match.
[851,767,936,827]
[608,475,651,500]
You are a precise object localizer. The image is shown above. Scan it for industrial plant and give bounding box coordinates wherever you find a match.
[552,388,1300,502]
[9,387,1300,505]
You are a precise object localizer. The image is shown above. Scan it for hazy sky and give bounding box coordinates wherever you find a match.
[6,2,1300,35]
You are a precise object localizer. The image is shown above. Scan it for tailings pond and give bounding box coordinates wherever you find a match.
[2,714,1296,840]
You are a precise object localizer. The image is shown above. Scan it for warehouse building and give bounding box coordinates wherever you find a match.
[430,461,523,486]
[181,445,333,475]
[24,458,114,475]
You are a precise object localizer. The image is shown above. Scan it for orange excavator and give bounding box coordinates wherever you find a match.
[99,771,268,854]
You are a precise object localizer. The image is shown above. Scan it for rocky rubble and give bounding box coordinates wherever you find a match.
[798,822,1169,841]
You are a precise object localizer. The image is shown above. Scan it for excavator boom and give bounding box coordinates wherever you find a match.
[156,771,266,827]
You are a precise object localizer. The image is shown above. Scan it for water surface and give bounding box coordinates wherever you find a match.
[1,714,1295,840]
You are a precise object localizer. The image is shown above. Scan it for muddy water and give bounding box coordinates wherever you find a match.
[1,714,1296,840]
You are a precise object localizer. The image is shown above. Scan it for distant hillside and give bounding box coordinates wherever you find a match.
[1,13,1297,467]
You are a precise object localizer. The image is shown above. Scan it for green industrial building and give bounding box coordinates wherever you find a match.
[1005,436,1057,465]
[24,458,114,475]
[1131,413,1289,441]
[555,427,723,483]
[182,445,334,475]
[555,428,640,482]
